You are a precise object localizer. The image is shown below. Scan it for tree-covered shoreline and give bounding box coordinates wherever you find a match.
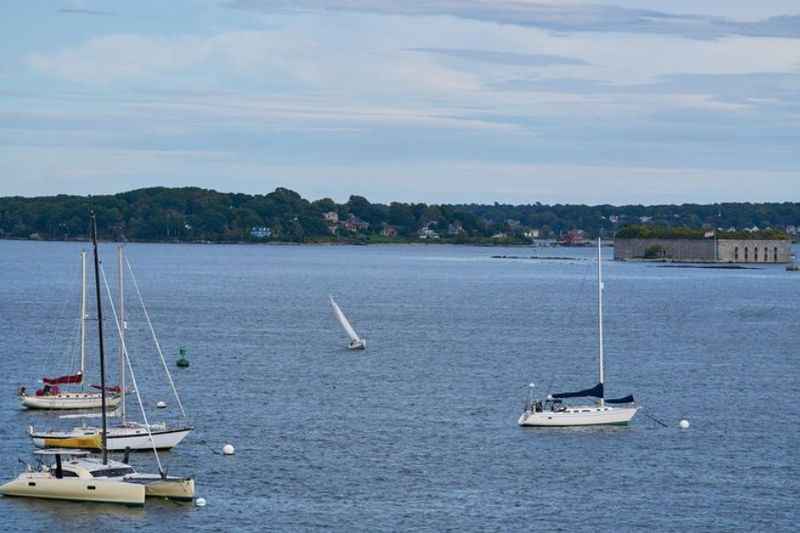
[1,187,798,244]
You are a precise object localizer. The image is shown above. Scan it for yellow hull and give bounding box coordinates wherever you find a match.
[0,473,145,506]
[40,433,103,450]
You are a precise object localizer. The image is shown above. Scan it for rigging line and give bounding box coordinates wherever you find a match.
[100,264,164,475]
[640,409,669,428]
[124,255,187,419]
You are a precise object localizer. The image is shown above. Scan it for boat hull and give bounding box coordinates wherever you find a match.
[348,340,366,350]
[31,426,193,451]
[125,475,195,501]
[21,393,121,410]
[518,406,638,427]
[0,472,145,506]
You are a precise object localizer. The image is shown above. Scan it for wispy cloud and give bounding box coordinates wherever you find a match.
[58,8,116,16]
[493,71,800,111]
[25,30,479,93]
[408,48,588,67]
[227,0,800,39]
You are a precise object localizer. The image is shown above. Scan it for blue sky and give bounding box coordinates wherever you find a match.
[1,0,798,204]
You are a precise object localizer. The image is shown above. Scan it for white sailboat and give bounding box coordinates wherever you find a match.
[2,214,195,505]
[30,245,192,451]
[518,239,638,427]
[18,250,121,410]
[330,295,366,350]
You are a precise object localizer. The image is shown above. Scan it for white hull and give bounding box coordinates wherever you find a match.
[31,425,192,451]
[518,405,638,427]
[348,339,366,350]
[0,472,145,506]
[108,426,191,451]
[21,393,121,410]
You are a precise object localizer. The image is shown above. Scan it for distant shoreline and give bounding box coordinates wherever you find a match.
[0,236,558,247]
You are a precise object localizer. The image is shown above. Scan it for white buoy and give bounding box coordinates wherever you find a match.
[679,419,690,429]
[223,444,235,455]
[196,497,207,507]
[156,401,167,409]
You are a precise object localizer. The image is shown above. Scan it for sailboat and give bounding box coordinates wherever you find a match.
[518,239,638,427]
[30,245,192,451]
[2,213,195,505]
[18,250,122,410]
[330,295,366,350]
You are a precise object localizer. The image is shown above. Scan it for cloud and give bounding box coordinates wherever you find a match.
[492,71,800,111]
[408,48,588,67]
[25,29,479,93]
[227,0,800,39]
[58,8,116,16]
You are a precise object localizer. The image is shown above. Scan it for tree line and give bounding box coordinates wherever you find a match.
[0,186,798,243]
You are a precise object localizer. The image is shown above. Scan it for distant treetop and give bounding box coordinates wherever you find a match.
[0,187,797,243]
[615,224,789,240]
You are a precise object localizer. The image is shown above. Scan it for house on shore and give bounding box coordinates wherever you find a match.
[250,226,272,239]
[614,226,792,263]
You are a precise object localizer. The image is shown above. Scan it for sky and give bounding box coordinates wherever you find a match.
[1,0,798,204]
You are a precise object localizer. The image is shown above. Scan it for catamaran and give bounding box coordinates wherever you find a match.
[330,295,366,350]
[18,250,121,410]
[518,239,638,427]
[30,245,192,451]
[2,214,195,505]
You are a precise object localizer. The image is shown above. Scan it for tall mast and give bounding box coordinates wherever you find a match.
[80,250,87,386]
[90,213,109,465]
[597,237,605,407]
[118,245,126,425]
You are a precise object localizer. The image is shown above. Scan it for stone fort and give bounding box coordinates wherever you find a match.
[614,238,792,263]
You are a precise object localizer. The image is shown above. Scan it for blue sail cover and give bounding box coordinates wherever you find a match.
[605,394,635,404]
[551,382,604,399]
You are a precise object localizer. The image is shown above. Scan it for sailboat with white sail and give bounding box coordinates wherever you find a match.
[330,295,366,350]
[30,245,192,451]
[18,250,121,410]
[3,213,195,504]
[518,239,638,427]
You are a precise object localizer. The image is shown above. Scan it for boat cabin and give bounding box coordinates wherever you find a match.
[33,450,135,480]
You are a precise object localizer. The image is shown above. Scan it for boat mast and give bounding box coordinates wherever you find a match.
[80,250,87,389]
[118,245,126,425]
[90,213,109,465]
[597,237,605,408]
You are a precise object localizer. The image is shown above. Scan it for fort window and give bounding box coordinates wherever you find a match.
[745,247,749,261]
[755,248,758,261]
[764,247,768,262]
[774,247,778,262]
[734,247,739,260]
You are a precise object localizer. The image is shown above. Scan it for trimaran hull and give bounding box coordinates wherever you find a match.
[0,473,145,506]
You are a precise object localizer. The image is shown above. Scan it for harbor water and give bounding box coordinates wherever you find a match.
[0,240,797,531]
